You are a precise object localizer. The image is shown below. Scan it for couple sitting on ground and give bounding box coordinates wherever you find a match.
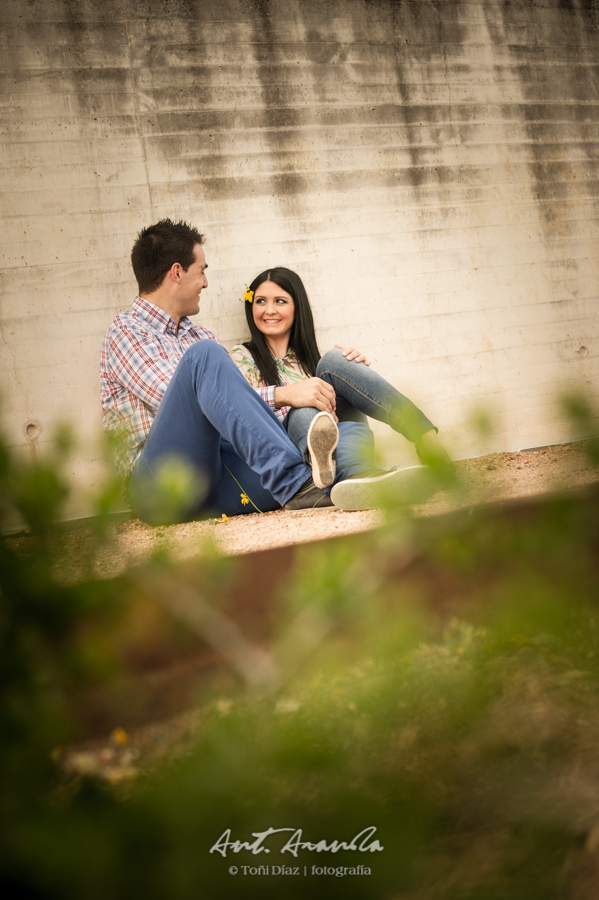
[100,219,452,525]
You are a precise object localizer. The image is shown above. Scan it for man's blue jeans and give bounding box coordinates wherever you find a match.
[128,341,311,523]
[284,348,436,486]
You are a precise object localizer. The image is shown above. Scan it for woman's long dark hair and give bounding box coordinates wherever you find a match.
[243,267,321,387]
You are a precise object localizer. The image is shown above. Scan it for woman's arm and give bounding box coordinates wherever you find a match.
[228,345,261,387]
[228,344,282,415]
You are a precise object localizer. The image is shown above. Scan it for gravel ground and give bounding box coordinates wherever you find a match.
[105,441,599,563]
[33,440,598,780]
[9,440,595,583]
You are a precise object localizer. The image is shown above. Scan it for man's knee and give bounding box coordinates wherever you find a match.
[182,339,228,363]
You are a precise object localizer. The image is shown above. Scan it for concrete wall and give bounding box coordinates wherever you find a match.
[1,0,598,514]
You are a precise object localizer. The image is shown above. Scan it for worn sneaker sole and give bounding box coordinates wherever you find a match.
[307,412,339,489]
[330,465,436,510]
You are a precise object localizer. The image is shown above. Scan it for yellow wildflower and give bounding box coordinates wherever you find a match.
[110,727,130,747]
[240,492,250,505]
[217,513,229,523]
[242,285,254,303]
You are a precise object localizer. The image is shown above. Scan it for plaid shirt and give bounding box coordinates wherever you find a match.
[100,296,277,484]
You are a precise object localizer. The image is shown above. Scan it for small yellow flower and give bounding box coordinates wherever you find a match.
[240,492,250,505]
[242,285,254,303]
[217,513,229,523]
[110,727,130,747]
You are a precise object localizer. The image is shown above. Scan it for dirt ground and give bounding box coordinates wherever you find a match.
[34,440,597,581]
[33,440,598,784]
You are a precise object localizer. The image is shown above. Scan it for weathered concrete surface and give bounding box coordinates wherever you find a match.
[1,0,598,514]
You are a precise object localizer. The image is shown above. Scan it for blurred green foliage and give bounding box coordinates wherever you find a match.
[559,390,599,465]
[0,424,120,808]
[1,417,599,900]
[135,453,207,526]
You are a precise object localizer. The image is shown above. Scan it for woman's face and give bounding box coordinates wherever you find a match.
[252,280,295,345]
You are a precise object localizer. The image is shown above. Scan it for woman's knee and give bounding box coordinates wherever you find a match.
[287,406,318,428]
[316,347,344,375]
[285,406,319,449]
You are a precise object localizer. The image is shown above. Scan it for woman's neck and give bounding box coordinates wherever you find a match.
[266,335,290,359]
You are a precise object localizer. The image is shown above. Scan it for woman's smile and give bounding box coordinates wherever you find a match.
[252,281,295,350]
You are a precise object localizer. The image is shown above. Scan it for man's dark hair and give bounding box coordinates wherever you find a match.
[131,219,205,294]
[243,267,321,387]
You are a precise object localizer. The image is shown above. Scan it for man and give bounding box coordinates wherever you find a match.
[100,219,335,524]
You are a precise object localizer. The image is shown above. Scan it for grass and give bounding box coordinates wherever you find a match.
[1,421,599,899]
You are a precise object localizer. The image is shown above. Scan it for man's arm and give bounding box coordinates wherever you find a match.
[273,378,337,420]
[105,326,177,410]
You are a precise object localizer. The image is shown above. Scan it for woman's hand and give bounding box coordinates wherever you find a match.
[274,378,338,420]
[334,344,371,366]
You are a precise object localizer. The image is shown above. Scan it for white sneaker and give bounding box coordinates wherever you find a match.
[330,465,435,510]
[306,411,339,489]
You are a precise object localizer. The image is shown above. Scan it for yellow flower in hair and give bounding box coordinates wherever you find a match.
[242,285,254,303]
[240,492,250,505]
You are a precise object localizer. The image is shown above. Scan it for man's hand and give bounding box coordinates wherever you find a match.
[274,378,337,420]
[334,344,371,366]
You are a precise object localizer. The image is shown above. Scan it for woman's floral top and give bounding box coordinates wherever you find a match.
[228,344,307,421]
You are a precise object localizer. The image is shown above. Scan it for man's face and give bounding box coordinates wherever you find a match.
[178,244,208,317]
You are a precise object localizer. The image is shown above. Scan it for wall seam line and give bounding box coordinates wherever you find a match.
[120,0,155,221]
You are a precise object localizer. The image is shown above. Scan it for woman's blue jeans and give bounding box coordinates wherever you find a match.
[284,348,436,487]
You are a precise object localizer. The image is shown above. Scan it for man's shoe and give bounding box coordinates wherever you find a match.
[307,411,339,489]
[285,476,334,510]
[330,465,435,510]
[415,431,458,487]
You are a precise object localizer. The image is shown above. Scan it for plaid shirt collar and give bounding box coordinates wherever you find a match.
[132,295,195,337]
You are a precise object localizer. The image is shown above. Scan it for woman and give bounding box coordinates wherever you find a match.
[229,267,452,509]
